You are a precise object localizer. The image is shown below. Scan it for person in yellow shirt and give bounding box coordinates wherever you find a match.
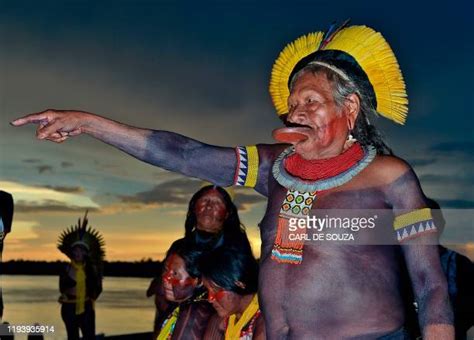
[58,212,104,340]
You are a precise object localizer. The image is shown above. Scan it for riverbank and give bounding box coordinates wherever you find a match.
[1,260,162,277]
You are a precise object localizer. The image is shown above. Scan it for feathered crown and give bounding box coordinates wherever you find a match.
[57,211,106,267]
[269,20,408,124]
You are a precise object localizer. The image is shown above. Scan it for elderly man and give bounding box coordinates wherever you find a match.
[12,23,453,339]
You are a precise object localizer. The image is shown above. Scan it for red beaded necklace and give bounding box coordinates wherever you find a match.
[284,143,365,181]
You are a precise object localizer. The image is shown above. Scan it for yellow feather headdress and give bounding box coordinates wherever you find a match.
[269,23,408,124]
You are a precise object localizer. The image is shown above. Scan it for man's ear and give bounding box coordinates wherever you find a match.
[234,280,246,290]
[344,93,360,131]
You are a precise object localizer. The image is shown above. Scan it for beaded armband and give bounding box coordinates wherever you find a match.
[394,208,437,242]
[234,146,259,188]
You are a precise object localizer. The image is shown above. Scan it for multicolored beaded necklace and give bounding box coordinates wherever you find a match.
[271,143,376,264]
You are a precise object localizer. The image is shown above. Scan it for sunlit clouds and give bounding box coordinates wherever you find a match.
[0,181,99,213]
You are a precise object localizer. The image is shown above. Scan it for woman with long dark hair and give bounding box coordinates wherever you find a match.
[147,185,255,338]
[184,185,252,253]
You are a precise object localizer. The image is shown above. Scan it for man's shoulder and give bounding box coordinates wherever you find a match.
[367,154,412,183]
[256,143,288,161]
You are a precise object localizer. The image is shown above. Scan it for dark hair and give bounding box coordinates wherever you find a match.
[184,185,252,252]
[200,247,259,295]
[289,64,393,155]
[165,238,204,278]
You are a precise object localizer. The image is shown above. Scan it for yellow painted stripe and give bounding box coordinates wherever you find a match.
[394,208,432,230]
[244,146,259,188]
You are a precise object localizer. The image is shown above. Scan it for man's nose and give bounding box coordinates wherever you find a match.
[288,107,306,124]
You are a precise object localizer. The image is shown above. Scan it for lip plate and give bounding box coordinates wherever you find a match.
[272,127,310,143]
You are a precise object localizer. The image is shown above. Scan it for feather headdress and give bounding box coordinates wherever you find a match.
[269,20,408,124]
[57,211,106,269]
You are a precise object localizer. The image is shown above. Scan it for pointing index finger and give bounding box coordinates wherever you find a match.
[10,112,52,127]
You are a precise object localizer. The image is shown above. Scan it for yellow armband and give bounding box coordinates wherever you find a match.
[394,208,437,242]
[234,146,259,188]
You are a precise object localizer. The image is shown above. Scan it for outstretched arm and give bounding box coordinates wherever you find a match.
[11,109,236,186]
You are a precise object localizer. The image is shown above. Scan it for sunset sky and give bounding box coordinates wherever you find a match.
[1,0,472,262]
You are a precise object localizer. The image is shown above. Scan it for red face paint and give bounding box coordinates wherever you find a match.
[162,254,198,302]
[162,269,196,287]
[207,287,227,303]
[162,254,196,287]
[194,189,228,233]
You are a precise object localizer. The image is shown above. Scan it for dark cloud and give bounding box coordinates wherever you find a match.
[22,158,42,163]
[23,160,72,170]
[36,165,53,174]
[418,174,474,186]
[120,178,202,206]
[119,178,265,211]
[407,158,437,167]
[61,161,74,168]
[156,63,245,114]
[436,199,474,209]
[15,199,98,213]
[92,159,121,171]
[429,142,474,158]
[43,185,84,193]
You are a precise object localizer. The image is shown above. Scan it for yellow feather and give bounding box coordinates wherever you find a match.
[324,26,407,124]
[269,25,408,124]
[269,32,324,115]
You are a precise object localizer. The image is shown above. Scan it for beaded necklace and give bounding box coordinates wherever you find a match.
[272,143,376,192]
[271,143,376,264]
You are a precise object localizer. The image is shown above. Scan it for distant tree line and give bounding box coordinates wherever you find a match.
[1,260,162,278]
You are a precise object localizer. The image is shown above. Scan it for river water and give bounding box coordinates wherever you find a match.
[1,275,155,339]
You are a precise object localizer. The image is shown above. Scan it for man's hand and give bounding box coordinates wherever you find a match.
[11,109,91,143]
